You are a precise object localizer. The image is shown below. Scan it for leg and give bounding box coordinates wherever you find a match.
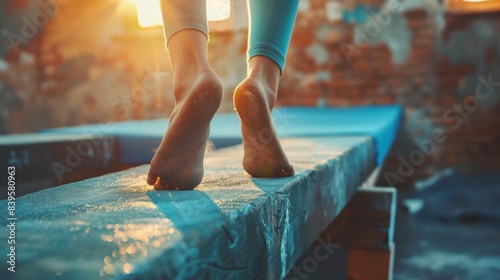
[147,0,222,190]
[234,0,299,177]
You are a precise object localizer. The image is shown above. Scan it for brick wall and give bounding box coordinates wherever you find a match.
[1,0,499,187]
[278,0,500,187]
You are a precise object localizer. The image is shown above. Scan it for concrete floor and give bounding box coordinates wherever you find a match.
[394,199,500,280]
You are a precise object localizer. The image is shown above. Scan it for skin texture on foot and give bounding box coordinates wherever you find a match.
[234,77,294,178]
[147,71,222,190]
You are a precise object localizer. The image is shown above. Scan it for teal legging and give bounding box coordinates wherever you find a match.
[161,0,299,72]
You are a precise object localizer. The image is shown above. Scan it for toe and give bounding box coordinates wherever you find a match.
[154,180,169,190]
[281,163,295,177]
[147,169,159,186]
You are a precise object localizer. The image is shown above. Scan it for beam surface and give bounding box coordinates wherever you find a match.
[1,137,374,280]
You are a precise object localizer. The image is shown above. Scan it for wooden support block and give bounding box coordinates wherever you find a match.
[320,187,396,280]
[321,187,396,251]
[347,243,395,280]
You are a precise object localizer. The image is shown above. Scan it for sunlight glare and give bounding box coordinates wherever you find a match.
[132,0,231,28]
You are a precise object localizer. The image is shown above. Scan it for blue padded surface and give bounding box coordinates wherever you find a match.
[41,105,402,165]
[274,105,403,165]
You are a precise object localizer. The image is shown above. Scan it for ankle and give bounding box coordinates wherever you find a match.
[173,69,219,102]
[244,57,281,108]
[171,54,212,81]
[247,56,281,91]
[168,30,211,85]
[166,30,217,101]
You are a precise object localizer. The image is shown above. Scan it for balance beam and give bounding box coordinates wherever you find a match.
[0,137,375,279]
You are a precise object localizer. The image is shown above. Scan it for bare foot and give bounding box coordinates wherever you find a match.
[147,71,222,190]
[233,63,294,178]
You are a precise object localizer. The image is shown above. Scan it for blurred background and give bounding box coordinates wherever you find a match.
[1,0,500,279]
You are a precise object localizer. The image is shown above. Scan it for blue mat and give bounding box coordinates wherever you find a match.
[41,105,403,165]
